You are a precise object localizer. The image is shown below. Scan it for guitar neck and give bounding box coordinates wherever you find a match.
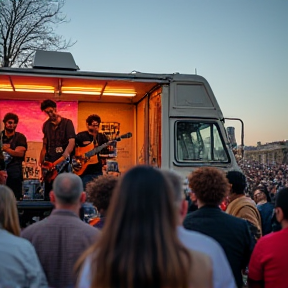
[86,142,112,158]
[53,156,66,166]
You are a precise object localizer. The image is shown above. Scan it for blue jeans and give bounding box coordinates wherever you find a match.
[81,172,103,190]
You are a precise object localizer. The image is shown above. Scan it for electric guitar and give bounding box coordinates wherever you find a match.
[73,132,132,176]
[41,156,70,183]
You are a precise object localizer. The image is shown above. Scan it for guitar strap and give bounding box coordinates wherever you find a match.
[93,134,99,148]
[1,130,18,148]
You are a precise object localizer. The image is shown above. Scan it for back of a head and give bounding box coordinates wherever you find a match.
[92,165,192,288]
[276,187,288,220]
[53,173,83,204]
[226,170,246,195]
[107,165,176,234]
[189,167,229,205]
[161,169,184,204]
[0,185,20,236]
[86,175,118,212]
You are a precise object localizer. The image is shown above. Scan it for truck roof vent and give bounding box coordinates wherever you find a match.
[33,50,79,71]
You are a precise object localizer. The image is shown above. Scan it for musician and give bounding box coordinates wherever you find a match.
[1,113,27,200]
[40,99,76,200]
[75,114,109,189]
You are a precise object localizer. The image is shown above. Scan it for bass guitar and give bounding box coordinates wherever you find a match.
[41,156,70,183]
[73,132,132,176]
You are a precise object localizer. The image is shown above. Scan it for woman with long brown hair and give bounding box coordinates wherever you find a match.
[0,185,47,287]
[77,165,212,288]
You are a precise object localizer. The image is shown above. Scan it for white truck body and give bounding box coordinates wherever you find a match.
[0,51,239,179]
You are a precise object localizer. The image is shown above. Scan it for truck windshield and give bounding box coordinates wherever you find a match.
[176,121,229,162]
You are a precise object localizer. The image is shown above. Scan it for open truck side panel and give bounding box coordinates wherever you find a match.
[0,52,239,224]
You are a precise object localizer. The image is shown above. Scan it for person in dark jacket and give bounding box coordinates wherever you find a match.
[183,167,253,288]
[253,185,274,235]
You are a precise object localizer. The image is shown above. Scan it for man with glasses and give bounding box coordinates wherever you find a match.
[253,185,274,235]
[1,113,27,200]
[75,114,109,189]
[40,99,76,200]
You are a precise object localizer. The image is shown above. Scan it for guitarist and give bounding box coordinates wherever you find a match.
[40,100,76,200]
[75,114,109,189]
[1,113,27,200]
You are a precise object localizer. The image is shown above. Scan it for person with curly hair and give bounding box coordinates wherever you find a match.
[183,167,253,288]
[86,175,118,229]
[75,114,109,189]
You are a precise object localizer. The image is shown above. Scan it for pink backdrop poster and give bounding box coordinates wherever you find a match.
[0,100,78,142]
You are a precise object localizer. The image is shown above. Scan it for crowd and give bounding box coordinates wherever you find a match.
[0,160,288,287]
[238,159,288,199]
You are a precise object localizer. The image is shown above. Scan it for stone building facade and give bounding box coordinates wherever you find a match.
[244,141,288,165]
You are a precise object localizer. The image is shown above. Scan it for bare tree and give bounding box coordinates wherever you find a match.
[0,0,75,67]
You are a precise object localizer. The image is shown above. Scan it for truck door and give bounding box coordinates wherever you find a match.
[170,118,235,173]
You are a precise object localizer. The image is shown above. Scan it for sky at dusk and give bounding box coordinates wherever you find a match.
[56,0,288,146]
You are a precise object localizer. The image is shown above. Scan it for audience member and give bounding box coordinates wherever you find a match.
[0,170,7,185]
[186,187,198,213]
[248,187,288,288]
[253,185,274,235]
[183,167,252,288]
[86,175,118,229]
[21,173,100,288]
[238,159,288,200]
[162,169,236,288]
[0,185,47,287]
[77,165,212,288]
[226,171,262,241]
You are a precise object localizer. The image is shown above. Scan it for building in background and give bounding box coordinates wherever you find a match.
[245,141,288,165]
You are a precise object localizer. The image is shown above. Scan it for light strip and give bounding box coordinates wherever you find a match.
[62,90,101,95]
[15,89,54,93]
[14,85,55,93]
[61,91,136,97]
[61,87,136,97]
[103,92,136,97]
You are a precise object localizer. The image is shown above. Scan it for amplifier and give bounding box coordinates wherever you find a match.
[22,180,43,200]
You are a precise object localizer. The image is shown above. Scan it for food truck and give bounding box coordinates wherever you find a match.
[0,50,242,224]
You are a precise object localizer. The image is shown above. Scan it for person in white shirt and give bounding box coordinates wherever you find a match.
[0,185,47,288]
[162,169,237,288]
